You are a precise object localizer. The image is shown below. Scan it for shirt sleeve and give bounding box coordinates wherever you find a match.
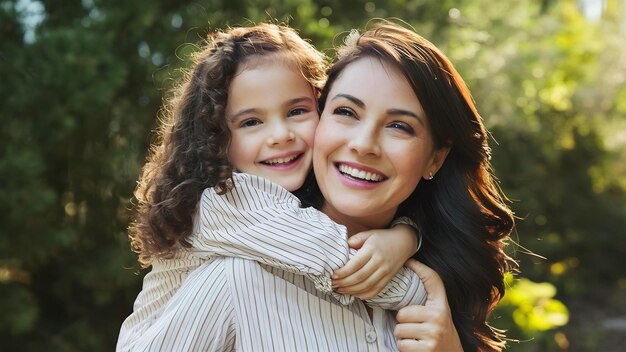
[364,265,427,310]
[190,173,426,309]
[190,173,354,304]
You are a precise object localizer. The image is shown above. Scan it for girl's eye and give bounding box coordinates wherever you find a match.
[288,108,309,117]
[388,121,415,135]
[333,107,356,117]
[240,119,262,128]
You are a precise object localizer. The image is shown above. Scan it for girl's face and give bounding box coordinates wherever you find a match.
[313,57,448,229]
[226,58,319,192]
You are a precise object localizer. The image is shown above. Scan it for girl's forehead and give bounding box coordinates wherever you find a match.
[234,53,317,91]
[238,52,297,72]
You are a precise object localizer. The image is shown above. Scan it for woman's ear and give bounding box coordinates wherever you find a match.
[423,144,451,180]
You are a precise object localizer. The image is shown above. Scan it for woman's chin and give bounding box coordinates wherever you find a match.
[328,197,394,223]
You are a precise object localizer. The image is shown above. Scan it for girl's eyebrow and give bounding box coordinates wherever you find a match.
[228,108,260,123]
[285,96,315,106]
[228,96,315,122]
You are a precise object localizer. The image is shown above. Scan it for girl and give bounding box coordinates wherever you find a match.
[117,23,426,351]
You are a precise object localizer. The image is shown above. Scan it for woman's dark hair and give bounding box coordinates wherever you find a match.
[130,23,327,267]
[316,20,515,351]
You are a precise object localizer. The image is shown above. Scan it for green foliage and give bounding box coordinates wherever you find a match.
[0,284,38,334]
[1,0,625,351]
[493,274,569,351]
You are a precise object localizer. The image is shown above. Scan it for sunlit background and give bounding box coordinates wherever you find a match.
[1,0,625,351]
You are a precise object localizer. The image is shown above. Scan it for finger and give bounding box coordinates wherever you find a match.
[394,323,427,339]
[351,272,397,299]
[336,276,377,294]
[334,256,379,288]
[339,283,383,299]
[396,338,421,352]
[337,271,384,297]
[404,259,446,304]
[396,305,428,323]
[343,267,398,297]
[347,231,375,249]
[353,287,383,300]
[332,249,371,280]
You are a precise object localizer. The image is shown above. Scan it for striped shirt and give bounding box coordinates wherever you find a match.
[117,173,426,351]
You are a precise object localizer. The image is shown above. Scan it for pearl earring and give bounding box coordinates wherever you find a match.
[428,172,434,180]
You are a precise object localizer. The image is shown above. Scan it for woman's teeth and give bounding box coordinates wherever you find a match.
[338,164,383,182]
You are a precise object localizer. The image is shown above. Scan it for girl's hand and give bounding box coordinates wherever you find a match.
[332,224,418,299]
[394,259,463,352]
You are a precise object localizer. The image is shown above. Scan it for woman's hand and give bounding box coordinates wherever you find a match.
[394,259,463,352]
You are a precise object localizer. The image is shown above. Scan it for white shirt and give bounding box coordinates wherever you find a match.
[117,173,426,351]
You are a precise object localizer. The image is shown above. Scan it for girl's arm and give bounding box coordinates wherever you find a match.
[192,173,425,308]
[334,224,427,310]
[191,173,350,302]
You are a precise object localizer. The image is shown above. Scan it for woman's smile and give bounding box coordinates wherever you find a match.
[334,161,386,189]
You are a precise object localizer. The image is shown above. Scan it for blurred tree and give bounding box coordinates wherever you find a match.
[438,0,626,349]
[453,0,626,292]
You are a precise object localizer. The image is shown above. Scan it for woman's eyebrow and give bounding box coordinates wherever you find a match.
[331,93,425,127]
[330,93,365,109]
[387,108,425,127]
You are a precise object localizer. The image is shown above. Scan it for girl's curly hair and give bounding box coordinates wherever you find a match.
[130,23,327,267]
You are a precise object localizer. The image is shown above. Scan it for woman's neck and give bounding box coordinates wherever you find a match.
[320,202,394,237]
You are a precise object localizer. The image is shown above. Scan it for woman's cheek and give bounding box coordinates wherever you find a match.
[314,117,336,153]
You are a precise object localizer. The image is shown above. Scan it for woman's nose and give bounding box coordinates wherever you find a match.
[347,123,381,156]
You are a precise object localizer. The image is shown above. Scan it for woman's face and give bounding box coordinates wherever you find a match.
[313,57,448,229]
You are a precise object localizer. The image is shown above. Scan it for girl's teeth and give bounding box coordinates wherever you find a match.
[338,164,383,182]
[266,155,297,164]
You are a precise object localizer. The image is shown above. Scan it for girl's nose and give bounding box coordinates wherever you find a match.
[267,121,295,146]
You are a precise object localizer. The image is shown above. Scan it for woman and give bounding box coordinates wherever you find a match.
[310,21,515,351]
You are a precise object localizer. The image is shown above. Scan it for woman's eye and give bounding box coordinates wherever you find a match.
[388,121,415,134]
[334,107,355,117]
[240,119,262,128]
[288,108,309,117]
